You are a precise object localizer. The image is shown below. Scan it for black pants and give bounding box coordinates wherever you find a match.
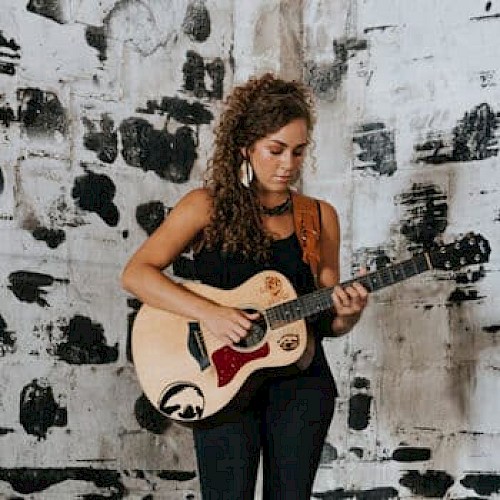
[193,362,336,500]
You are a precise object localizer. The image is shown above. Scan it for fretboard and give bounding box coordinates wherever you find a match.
[264,253,430,329]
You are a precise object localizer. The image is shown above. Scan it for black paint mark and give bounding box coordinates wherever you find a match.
[71,170,119,226]
[138,96,214,125]
[27,0,67,24]
[157,470,197,481]
[127,297,141,363]
[0,314,16,356]
[471,12,500,20]
[483,324,500,333]
[0,427,15,436]
[461,474,500,496]
[19,379,67,439]
[396,183,448,251]
[120,118,197,182]
[486,1,493,11]
[415,104,500,164]
[312,487,399,499]
[304,38,367,100]
[8,271,68,307]
[55,315,118,365]
[353,123,397,176]
[182,0,211,42]
[83,114,118,164]
[447,288,485,304]
[0,467,126,496]
[0,103,16,126]
[349,447,364,458]
[363,25,398,34]
[0,31,21,52]
[85,25,108,63]
[32,226,66,248]
[136,201,165,235]
[182,51,225,100]
[134,394,171,435]
[319,442,338,464]
[399,470,454,498]
[17,88,68,138]
[348,393,372,430]
[0,167,4,194]
[0,30,21,76]
[352,377,370,389]
[392,447,432,462]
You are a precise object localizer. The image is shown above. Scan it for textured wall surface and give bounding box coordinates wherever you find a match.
[0,0,498,499]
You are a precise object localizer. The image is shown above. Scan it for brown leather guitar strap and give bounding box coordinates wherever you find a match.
[292,192,321,284]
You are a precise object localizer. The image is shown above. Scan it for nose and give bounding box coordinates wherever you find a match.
[280,150,296,171]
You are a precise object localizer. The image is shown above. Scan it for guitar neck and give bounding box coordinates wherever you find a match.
[265,252,431,329]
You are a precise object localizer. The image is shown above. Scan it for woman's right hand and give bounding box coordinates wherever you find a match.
[203,305,261,345]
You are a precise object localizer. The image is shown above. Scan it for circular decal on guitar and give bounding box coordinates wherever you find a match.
[278,333,299,351]
[158,382,205,421]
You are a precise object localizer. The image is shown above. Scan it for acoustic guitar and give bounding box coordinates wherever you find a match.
[131,233,490,423]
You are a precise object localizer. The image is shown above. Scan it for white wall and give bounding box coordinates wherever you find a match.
[0,0,498,498]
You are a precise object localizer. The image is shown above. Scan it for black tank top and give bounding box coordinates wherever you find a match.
[193,232,338,389]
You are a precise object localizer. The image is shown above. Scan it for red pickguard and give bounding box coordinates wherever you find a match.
[212,343,270,387]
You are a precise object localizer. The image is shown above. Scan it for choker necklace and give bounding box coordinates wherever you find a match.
[259,195,292,216]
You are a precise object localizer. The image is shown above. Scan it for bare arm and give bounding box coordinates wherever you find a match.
[121,188,257,344]
[316,200,368,336]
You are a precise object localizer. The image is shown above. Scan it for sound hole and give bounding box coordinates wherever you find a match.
[235,309,267,349]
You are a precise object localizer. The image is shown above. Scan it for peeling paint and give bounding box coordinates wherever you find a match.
[83,114,118,164]
[182,51,225,99]
[399,470,454,497]
[137,96,214,126]
[396,183,448,251]
[136,201,165,235]
[0,30,21,76]
[461,474,500,496]
[182,0,211,42]
[392,447,432,462]
[0,467,126,495]
[27,0,67,24]
[17,88,68,138]
[71,170,120,226]
[54,315,119,365]
[8,271,69,307]
[348,393,372,431]
[134,394,171,435]
[353,122,397,176]
[312,487,399,499]
[304,38,367,100]
[19,379,67,439]
[0,313,16,356]
[415,103,500,164]
[120,118,198,182]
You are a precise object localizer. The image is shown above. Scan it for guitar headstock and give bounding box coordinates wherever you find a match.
[428,233,491,271]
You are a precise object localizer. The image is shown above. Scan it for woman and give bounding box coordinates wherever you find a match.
[121,73,368,499]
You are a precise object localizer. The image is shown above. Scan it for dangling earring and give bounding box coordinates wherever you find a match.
[239,159,253,188]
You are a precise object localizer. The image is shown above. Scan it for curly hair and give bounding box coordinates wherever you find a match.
[202,72,316,260]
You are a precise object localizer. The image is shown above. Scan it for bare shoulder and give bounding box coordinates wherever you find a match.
[317,198,340,229]
[170,187,213,226]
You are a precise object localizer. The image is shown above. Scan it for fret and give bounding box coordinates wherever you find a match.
[265,252,433,330]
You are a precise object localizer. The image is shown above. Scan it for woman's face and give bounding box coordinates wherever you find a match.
[245,118,309,194]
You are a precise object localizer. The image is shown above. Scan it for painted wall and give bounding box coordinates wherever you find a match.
[0,0,498,498]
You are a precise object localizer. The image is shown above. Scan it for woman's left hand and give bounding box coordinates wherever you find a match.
[330,274,369,335]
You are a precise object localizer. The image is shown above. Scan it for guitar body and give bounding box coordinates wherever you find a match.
[132,270,308,423]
